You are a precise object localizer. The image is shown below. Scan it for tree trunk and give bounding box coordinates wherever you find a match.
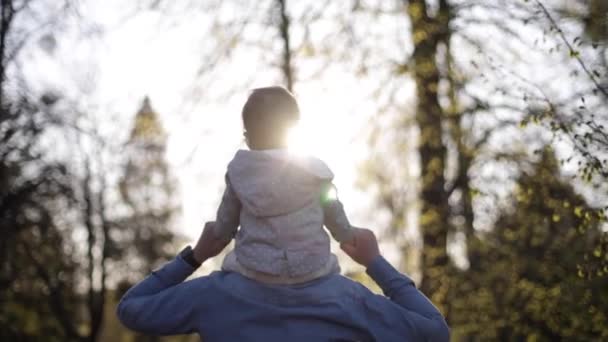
[277,0,294,92]
[407,0,451,313]
[0,0,16,107]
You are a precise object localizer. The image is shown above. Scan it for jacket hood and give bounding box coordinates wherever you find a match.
[227,149,333,217]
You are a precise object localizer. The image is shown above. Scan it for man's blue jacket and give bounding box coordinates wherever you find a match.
[117,254,449,341]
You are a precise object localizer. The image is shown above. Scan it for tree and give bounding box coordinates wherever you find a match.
[0,1,81,340]
[0,122,79,341]
[583,0,608,43]
[276,0,294,92]
[118,97,179,278]
[450,148,608,340]
[528,0,608,183]
[111,97,181,342]
[516,0,608,276]
[404,0,452,313]
[360,0,608,317]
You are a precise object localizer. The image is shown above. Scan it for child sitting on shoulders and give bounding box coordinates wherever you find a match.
[211,86,353,284]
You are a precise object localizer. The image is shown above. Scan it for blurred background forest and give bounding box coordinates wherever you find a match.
[1,0,607,341]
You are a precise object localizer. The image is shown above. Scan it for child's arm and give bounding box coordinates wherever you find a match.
[322,184,354,243]
[213,175,241,241]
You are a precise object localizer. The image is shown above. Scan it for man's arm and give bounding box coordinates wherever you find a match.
[116,223,230,335]
[365,256,450,341]
[116,255,204,335]
[341,228,450,342]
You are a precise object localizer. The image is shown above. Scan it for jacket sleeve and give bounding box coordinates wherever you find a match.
[213,174,242,241]
[323,199,353,242]
[116,255,209,335]
[365,256,450,342]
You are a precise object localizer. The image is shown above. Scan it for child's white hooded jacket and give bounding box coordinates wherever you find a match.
[213,149,352,282]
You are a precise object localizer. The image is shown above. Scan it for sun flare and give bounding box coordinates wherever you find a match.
[287,124,316,155]
[286,91,365,167]
[287,102,340,157]
[287,116,340,158]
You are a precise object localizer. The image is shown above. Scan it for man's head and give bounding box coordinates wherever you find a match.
[242,86,300,150]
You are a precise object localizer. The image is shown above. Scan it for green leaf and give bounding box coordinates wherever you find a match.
[569,49,580,58]
[593,248,602,258]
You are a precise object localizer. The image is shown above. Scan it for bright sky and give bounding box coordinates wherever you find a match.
[33,1,390,269]
[19,0,605,275]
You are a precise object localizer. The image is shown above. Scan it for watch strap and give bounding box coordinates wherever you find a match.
[179,245,202,269]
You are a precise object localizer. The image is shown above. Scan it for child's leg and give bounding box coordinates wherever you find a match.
[222,251,341,285]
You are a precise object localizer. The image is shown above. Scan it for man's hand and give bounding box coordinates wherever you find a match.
[193,222,231,264]
[340,227,380,268]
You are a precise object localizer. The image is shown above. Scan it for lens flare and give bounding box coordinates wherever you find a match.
[326,186,338,201]
[287,124,313,155]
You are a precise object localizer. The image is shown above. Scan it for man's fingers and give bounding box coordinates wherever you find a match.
[340,227,380,268]
[340,242,356,256]
[352,227,375,242]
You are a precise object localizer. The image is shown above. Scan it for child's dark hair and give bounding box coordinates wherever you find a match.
[242,86,300,150]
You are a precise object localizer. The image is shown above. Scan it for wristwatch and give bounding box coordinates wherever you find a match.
[179,245,202,269]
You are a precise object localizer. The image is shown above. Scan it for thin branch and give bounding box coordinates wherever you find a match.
[534,0,608,99]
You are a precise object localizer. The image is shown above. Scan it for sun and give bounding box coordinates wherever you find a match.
[287,116,339,158]
[287,98,345,158]
[287,122,318,155]
[284,86,369,175]
[284,85,369,210]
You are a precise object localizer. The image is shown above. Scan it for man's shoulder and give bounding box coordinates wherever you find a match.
[204,270,376,304]
[330,274,387,304]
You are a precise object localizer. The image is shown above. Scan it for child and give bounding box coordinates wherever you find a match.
[211,86,353,284]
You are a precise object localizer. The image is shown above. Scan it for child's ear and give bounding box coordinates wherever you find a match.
[243,131,251,148]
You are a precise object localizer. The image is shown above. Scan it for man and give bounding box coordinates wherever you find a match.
[117,223,450,341]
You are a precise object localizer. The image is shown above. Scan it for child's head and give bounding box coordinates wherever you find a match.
[242,86,300,150]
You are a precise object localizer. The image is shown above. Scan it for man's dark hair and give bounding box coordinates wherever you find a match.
[242,86,300,149]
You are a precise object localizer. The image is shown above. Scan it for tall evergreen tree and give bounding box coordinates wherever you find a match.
[118,97,179,277]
